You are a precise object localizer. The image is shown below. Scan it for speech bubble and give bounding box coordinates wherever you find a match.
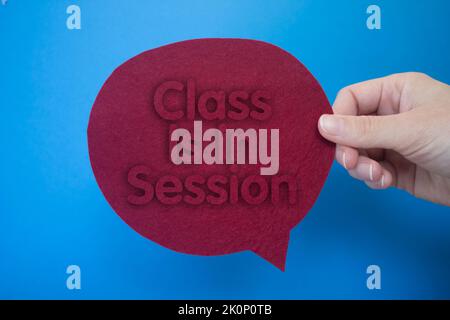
[87,39,334,270]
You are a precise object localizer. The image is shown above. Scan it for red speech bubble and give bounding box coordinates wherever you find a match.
[88,39,334,270]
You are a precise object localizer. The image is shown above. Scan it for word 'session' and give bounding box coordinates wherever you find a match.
[127,80,296,206]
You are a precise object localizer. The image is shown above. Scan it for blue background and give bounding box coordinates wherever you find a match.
[1,0,450,299]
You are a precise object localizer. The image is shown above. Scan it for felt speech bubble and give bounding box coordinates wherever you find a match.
[88,39,334,270]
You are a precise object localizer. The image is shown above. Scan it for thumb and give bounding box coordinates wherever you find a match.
[318,113,412,150]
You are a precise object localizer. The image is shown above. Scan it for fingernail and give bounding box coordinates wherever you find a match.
[319,115,342,135]
[381,175,385,188]
[342,152,347,169]
[369,164,374,181]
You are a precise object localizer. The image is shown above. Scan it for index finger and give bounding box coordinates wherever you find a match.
[333,74,406,116]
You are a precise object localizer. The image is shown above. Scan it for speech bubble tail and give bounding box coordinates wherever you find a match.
[252,231,290,271]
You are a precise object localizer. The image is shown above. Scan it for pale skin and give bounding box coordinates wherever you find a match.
[318,72,450,207]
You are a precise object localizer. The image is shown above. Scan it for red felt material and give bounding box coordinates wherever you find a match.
[88,39,334,270]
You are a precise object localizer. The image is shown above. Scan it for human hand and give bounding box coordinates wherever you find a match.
[318,73,450,206]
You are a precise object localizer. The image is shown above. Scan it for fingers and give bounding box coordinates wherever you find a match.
[319,73,440,193]
[318,113,408,151]
[368,160,396,190]
[364,161,395,190]
[335,145,358,169]
[333,74,406,116]
[324,73,436,151]
[335,146,395,189]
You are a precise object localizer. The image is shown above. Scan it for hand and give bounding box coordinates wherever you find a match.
[318,72,450,206]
